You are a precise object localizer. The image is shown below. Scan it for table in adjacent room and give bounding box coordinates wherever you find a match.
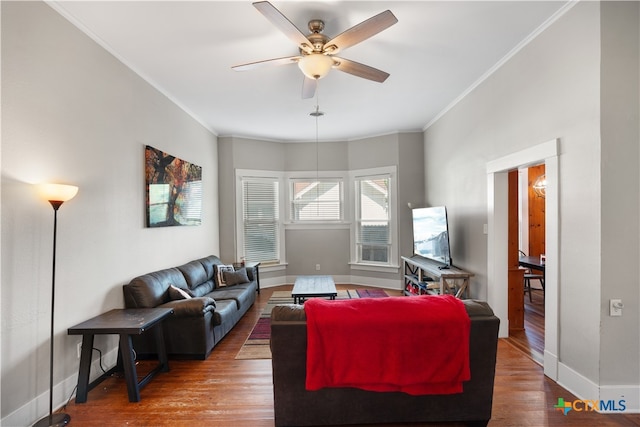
[68,307,173,403]
[519,255,545,281]
[292,275,337,304]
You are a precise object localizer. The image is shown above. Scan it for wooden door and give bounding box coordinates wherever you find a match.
[508,170,525,331]
[528,164,546,257]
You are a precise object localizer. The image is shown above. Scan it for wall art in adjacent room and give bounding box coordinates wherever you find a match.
[145,145,202,227]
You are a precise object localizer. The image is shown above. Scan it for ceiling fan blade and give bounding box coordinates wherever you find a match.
[333,57,390,83]
[302,77,317,99]
[323,10,397,55]
[253,1,314,54]
[232,55,301,71]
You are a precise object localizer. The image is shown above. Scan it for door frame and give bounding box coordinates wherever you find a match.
[486,139,559,380]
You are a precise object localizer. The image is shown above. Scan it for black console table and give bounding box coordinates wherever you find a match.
[68,307,173,403]
[246,261,261,294]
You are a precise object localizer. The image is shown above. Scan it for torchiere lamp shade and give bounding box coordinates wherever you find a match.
[37,184,79,204]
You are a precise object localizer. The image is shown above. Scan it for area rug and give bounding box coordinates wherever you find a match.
[235,289,389,360]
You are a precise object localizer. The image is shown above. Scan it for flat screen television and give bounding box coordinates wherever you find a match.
[412,206,452,267]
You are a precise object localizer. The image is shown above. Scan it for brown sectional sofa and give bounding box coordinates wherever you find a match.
[270,299,500,427]
[123,255,257,359]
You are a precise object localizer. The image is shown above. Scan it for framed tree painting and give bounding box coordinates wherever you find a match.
[145,145,202,227]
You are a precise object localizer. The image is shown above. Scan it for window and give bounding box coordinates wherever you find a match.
[180,180,202,221]
[148,183,170,222]
[240,177,280,264]
[290,179,343,222]
[354,171,394,265]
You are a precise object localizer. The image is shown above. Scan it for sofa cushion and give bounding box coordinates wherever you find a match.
[462,300,495,317]
[207,287,253,310]
[177,261,208,289]
[125,268,187,308]
[196,255,222,279]
[168,284,194,300]
[190,279,215,297]
[211,299,237,326]
[270,300,496,322]
[271,304,306,323]
[223,267,250,286]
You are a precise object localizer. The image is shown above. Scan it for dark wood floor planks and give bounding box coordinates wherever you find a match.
[61,285,640,426]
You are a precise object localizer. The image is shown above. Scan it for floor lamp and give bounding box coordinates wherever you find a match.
[34,183,78,427]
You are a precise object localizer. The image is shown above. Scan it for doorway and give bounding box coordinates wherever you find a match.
[512,164,546,363]
[486,139,559,380]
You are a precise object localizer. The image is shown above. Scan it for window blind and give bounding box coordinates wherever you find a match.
[290,179,343,221]
[242,178,280,263]
[356,175,391,263]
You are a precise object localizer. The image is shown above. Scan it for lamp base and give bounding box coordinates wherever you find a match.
[33,413,70,427]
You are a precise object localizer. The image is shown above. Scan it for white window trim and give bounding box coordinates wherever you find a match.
[349,166,399,269]
[235,169,287,266]
[234,167,399,271]
[284,170,350,226]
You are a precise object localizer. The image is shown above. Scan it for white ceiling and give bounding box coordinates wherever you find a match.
[50,1,570,142]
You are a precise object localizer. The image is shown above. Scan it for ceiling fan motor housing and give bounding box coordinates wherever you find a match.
[305,21,329,53]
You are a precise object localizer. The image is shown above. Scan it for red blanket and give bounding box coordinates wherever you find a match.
[304,295,470,395]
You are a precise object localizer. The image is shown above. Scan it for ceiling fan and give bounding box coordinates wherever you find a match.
[232,1,398,98]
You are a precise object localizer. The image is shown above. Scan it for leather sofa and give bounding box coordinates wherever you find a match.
[123,255,257,359]
[270,299,500,427]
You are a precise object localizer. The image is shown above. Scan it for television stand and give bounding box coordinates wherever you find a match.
[402,256,474,298]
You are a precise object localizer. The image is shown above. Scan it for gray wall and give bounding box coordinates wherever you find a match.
[1,2,219,424]
[599,1,640,389]
[218,133,424,286]
[4,1,637,422]
[424,1,639,403]
[217,137,286,263]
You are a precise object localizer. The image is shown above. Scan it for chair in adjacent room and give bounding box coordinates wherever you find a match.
[519,250,545,302]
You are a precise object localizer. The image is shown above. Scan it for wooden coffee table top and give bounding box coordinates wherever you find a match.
[292,275,337,303]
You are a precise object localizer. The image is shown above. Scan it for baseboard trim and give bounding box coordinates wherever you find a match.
[599,385,640,413]
[2,347,119,426]
[543,349,558,380]
[556,362,640,414]
[261,275,403,291]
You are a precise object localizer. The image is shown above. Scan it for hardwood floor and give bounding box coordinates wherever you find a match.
[505,288,546,365]
[61,285,640,426]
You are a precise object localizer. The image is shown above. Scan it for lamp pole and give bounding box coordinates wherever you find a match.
[34,184,77,427]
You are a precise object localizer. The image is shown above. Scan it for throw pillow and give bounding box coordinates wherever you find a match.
[168,284,194,300]
[223,267,250,286]
[216,264,235,287]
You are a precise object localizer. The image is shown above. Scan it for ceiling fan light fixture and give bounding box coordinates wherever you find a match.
[298,54,334,80]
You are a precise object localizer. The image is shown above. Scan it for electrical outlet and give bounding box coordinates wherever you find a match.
[610,299,623,317]
[315,264,320,271]
[77,342,82,358]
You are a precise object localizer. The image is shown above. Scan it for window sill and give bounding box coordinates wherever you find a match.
[284,222,350,230]
[349,263,400,274]
[259,262,288,273]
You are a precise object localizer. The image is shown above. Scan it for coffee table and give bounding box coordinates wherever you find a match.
[292,275,337,304]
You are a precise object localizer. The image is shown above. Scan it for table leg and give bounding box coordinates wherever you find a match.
[255,265,261,294]
[440,279,447,296]
[153,323,169,373]
[75,334,95,403]
[455,278,469,299]
[119,334,141,402]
